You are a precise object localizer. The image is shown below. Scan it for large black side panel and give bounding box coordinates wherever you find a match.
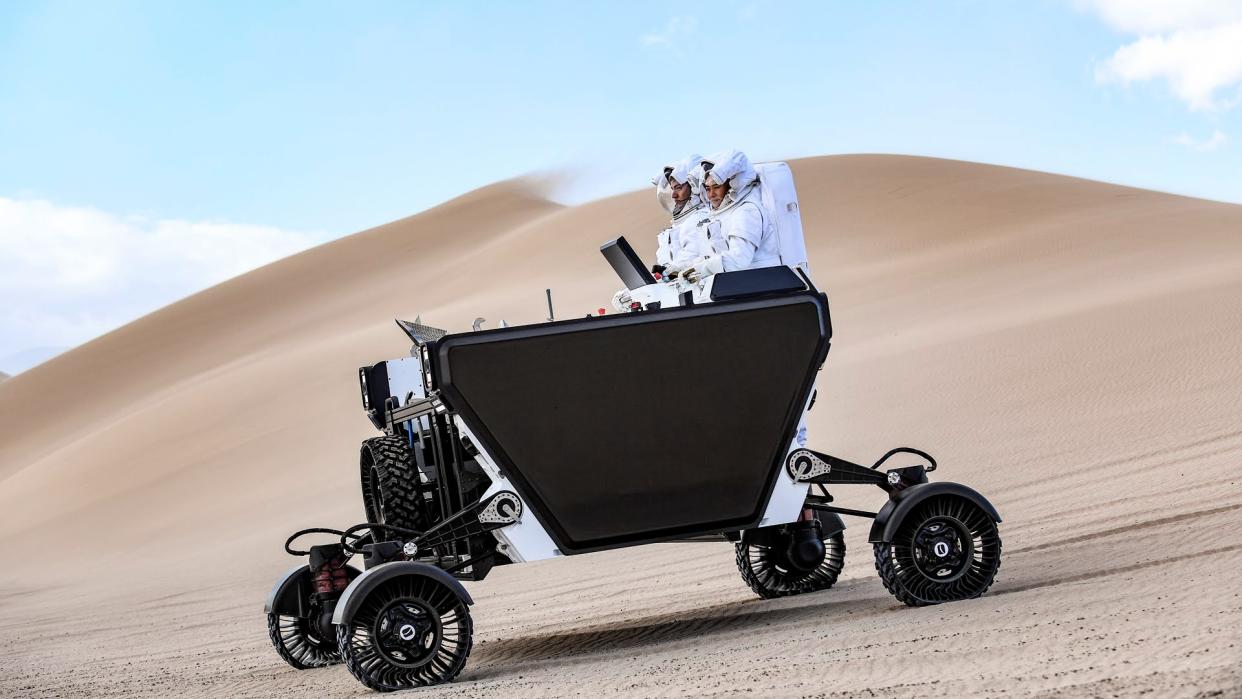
[433,292,831,553]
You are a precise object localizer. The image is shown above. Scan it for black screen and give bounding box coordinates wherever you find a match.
[600,236,657,290]
[434,294,830,552]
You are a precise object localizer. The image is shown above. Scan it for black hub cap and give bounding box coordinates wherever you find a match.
[373,599,442,668]
[911,516,972,582]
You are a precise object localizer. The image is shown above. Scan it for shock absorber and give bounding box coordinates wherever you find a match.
[308,544,351,641]
[309,544,352,594]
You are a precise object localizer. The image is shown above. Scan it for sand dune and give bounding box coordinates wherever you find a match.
[2,155,1241,697]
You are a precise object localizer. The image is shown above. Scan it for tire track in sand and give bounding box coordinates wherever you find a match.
[1007,501,1242,555]
[471,589,894,665]
[474,537,1242,668]
[995,542,1242,595]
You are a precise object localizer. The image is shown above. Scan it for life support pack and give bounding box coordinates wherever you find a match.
[753,162,809,274]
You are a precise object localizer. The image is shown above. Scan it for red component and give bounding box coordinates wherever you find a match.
[312,555,351,594]
[630,301,642,311]
[653,272,663,281]
[597,307,606,316]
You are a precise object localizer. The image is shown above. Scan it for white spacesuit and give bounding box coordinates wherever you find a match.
[613,155,709,312]
[680,149,781,283]
[655,154,708,274]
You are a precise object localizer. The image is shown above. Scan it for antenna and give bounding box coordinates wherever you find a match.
[545,288,555,322]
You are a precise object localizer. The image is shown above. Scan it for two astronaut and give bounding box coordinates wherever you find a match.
[614,148,800,308]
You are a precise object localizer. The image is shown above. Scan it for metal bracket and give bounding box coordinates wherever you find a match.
[477,491,522,525]
[787,449,832,482]
[785,448,889,486]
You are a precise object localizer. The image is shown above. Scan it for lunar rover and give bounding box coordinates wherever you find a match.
[264,238,1003,691]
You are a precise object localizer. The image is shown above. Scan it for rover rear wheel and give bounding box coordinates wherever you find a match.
[736,528,846,599]
[337,574,473,691]
[873,494,1001,606]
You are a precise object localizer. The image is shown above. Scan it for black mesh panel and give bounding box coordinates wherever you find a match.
[435,295,828,552]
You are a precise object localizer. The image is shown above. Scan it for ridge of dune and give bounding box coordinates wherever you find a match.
[0,177,562,481]
[2,154,1241,698]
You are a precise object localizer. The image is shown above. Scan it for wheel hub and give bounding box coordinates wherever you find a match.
[911,517,973,582]
[372,598,442,668]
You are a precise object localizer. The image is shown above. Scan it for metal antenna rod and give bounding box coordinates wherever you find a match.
[545,288,555,322]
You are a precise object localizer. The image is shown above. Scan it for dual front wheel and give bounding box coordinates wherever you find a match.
[268,572,473,692]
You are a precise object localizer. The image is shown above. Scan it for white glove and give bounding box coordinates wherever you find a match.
[681,256,723,284]
[611,288,633,313]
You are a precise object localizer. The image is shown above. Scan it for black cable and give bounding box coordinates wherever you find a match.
[339,521,425,555]
[871,447,937,472]
[284,527,352,556]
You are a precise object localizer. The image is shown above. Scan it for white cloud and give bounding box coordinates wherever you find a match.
[0,196,330,359]
[1083,1,1242,111]
[641,16,698,50]
[1096,23,1242,111]
[1172,129,1230,151]
[1078,0,1242,34]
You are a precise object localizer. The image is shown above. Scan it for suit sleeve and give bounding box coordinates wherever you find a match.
[697,203,761,275]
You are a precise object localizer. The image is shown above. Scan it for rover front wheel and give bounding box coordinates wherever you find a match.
[873,495,1001,606]
[337,574,473,691]
[736,528,846,599]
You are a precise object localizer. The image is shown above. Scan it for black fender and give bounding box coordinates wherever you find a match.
[868,482,1001,543]
[263,563,363,616]
[331,561,474,626]
[815,511,846,538]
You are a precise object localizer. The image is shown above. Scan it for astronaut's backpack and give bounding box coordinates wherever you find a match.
[754,162,809,274]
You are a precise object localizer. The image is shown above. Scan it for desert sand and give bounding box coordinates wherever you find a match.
[1,155,1241,698]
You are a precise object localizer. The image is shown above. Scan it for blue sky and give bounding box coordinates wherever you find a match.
[1,1,1239,370]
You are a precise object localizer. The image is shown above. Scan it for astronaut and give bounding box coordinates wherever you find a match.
[680,149,781,284]
[654,154,708,275]
[612,155,708,312]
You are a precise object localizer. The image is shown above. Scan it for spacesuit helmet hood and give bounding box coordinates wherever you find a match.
[700,149,758,211]
[655,154,704,219]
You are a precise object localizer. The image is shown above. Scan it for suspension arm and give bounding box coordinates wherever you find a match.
[787,449,889,486]
[406,491,523,556]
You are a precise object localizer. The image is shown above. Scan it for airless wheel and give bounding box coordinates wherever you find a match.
[736,522,846,599]
[337,574,473,691]
[873,494,1001,606]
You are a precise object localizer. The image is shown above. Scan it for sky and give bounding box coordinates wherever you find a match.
[1,0,1240,371]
